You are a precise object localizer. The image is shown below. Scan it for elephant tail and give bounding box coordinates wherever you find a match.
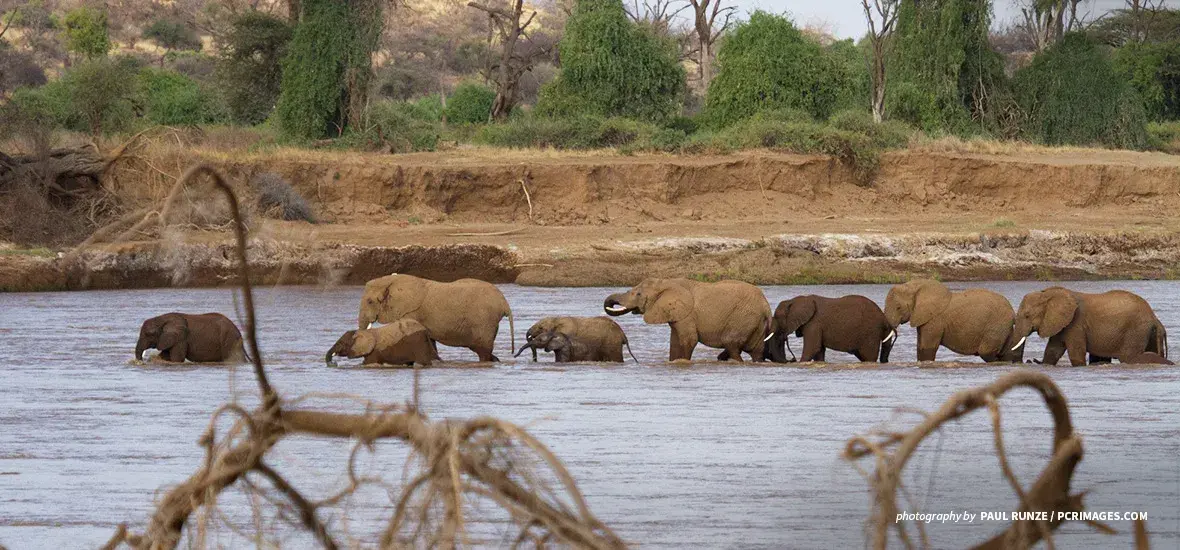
[506,308,516,356]
[623,336,639,363]
[1153,321,1168,359]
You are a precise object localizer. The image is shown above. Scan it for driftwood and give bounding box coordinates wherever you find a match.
[0,135,140,196]
[845,370,1148,550]
[90,165,625,549]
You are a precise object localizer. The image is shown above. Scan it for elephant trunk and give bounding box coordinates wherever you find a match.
[325,345,340,367]
[135,338,147,361]
[603,293,634,316]
[514,342,534,359]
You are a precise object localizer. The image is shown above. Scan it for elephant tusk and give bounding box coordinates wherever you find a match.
[1011,336,1027,351]
[366,322,374,330]
[605,304,629,313]
[763,331,775,342]
[883,329,896,344]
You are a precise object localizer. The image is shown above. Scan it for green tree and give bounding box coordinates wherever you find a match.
[887,0,1002,132]
[137,68,226,125]
[537,0,685,122]
[1015,33,1148,149]
[446,82,496,124]
[1113,40,1180,121]
[702,11,848,127]
[61,6,110,59]
[142,18,202,58]
[217,12,291,124]
[63,56,139,134]
[275,0,383,139]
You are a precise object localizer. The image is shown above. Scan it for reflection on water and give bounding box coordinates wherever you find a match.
[0,281,1178,548]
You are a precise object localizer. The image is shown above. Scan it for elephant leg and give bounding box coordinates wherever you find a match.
[668,323,697,361]
[1040,338,1066,365]
[716,349,730,361]
[167,342,188,362]
[472,345,498,362]
[916,326,940,362]
[855,341,879,363]
[723,344,744,362]
[813,348,827,362]
[800,336,823,362]
[1088,354,1112,365]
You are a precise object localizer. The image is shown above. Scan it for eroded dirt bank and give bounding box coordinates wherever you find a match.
[5,147,1180,291]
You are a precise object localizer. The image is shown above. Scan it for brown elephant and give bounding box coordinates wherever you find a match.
[540,332,598,363]
[767,295,893,363]
[1012,287,1167,366]
[357,273,515,362]
[1119,352,1174,365]
[603,278,771,361]
[884,280,1024,362]
[135,312,247,363]
[325,319,438,367]
[514,316,637,362]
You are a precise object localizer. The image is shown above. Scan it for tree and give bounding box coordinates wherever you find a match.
[1090,2,1179,46]
[62,6,110,59]
[467,0,555,119]
[703,11,842,126]
[217,11,291,124]
[1016,0,1094,52]
[1113,40,1180,120]
[143,18,202,64]
[537,0,685,122]
[861,0,898,122]
[686,0,733,88]
[1014,32,1148,148]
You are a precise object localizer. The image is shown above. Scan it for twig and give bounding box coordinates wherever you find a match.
[514,263,554,268]
[254,462,339,550]
[519,178,534,221]
[447,228,524,237]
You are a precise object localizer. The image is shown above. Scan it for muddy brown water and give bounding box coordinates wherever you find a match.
[1,281,1178,548]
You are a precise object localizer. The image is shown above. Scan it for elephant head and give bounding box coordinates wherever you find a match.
[884,280,952,339]
[1011,287,1077,351]
[325,330,377,366]
[357,274,426,330]
[773,296,817,338]
[136,314,187,360]
[603,278,693,325]
[516,318,562,361]
[544,332,572,353]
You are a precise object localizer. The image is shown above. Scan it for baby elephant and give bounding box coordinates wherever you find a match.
[543,332,599,363]
[515,316,638,362]
[136,312,247,363]
[766,295,893,363]
[325,319,438,367]
[1118,352,1174,365]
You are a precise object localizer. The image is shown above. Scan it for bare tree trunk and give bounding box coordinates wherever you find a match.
[469,0,547,121]
[871,51,886,123]
[862,0,897,124]
[699,41,712,89]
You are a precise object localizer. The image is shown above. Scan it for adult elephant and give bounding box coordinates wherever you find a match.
[357,274,515,362]
[1012,287,1167,366]
[767,295,893,363]
[884,280,1024,362]
[515,316,636,362]
[135,312,247,363]
[603,278,771,361]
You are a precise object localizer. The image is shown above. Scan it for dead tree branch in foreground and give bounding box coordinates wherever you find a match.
[845,369,1150,550]
[90,164,625,550]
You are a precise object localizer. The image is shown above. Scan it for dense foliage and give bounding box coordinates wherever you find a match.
[1014,33,1148,149]
[704,12,847,127]
[537,0,685,122]
[142,18,202,53]
[274,0,353,139]
[217,12,291,125]
[137,68,226,125]
[1113,41,1180,122]
[446,83,496,124]
[61,6,110,59]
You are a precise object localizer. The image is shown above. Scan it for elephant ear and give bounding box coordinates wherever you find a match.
[911,281,952,328]
[644,284,693,325]
[353,331,376,356]
[1039,288,1077,338]
[157,320,187,350]
[784,297,817,334]
[379,275,427,320]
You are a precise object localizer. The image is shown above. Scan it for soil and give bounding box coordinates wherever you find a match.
[4,146,1180,291]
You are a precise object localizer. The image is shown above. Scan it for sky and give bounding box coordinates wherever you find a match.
[728,0,1155,39]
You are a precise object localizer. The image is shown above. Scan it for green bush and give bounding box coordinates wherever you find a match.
[1014,33,1148,149]
[703,12,847,127]
[446,83,495,124]
[351,100,441,152]
[537,0,685,122]
[137,68,227,125]
[5,80,74,129]
[1113,41,1180,122]
[217,12,291,125]
[275,0,351,139]
[62,6,110,59]
[142,18,201,53]
[1148,121,1180,152]
[475,115,671,150]
[62,56,139,134]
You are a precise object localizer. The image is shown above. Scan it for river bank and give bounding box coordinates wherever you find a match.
[3,146,1180,291]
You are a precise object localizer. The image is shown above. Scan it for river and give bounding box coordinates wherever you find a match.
[1,281,1178,548]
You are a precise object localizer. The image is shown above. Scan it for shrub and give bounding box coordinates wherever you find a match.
[703,12,845,127]
[251,172,316,222]
[373,63,439,101]
[62,56,139,134]
[1148,121,1180,153]
[1113,41,1180,122]
[62,6,110,59]
[476,115,601,149]
[357,100,441,152]
[217,12,291,125]
[1014,33,1148,149]
[537,0,685,122]
[446,83,495,124]
[137,68,227,125]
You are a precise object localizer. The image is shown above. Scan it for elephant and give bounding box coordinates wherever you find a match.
[1012,287,1168,366]
[884,280,1025,362]
[766,295,894,363]
[325,319,438,367]
[357,273,515,362]
[1119,352,1174,365]
[135,312,247,363]
[603,277,771,361]
[514,316,638,362]
[539,332,598,363]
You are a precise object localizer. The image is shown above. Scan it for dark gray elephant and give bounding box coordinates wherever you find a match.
[136,312,247,363]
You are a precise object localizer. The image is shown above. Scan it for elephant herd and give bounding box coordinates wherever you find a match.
[133,274,1175,367]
